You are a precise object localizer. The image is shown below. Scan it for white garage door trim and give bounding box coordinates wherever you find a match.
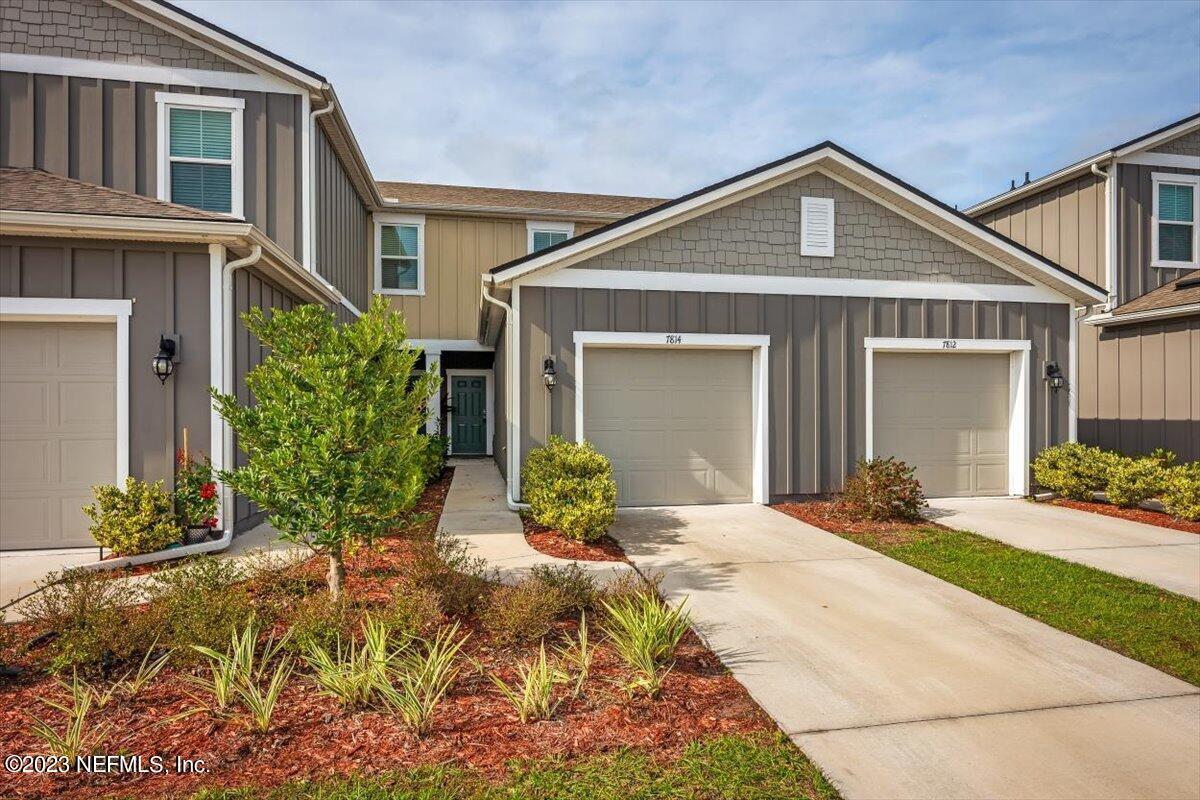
[573,331,770,504]
[1,297,131,486]
[864,337,1031,497]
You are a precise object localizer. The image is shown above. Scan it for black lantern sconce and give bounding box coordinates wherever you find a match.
[152,334,180,384]
[542,357,557,390]
[1044,361,1065,393]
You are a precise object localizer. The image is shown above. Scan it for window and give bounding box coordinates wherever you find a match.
[1152,173,1199,268]
[526,220,575,254]
[375,214,425,295]
[155,92,243,217]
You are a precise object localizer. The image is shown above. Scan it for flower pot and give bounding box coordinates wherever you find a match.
[183,525,214,545]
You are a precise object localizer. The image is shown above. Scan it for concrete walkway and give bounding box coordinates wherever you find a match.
[610,503,1200,800]
[928,497,1200,599]
[439,459,633,585]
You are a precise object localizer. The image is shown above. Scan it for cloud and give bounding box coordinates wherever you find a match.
[177,0,1200,207]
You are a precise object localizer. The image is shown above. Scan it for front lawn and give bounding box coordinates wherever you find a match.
[775,502,1200,686]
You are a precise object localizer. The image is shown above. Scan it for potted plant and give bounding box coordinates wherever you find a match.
[176,448,219,544]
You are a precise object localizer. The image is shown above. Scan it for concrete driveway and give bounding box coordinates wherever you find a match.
[610,504,1200,800]
[928,498,1200,599]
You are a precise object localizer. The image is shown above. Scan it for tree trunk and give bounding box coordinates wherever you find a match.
[327,549,345,603]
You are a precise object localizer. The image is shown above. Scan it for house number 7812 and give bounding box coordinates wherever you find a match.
[942,339,957,349]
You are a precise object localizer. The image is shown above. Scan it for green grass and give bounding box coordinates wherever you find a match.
[840,524,1200,685]
[192,733,839,799]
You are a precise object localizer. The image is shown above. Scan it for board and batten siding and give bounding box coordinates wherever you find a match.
[517,286,1071,497]
[0,71,305,259]
[314,126,369,311]
[1115,164,1200,303]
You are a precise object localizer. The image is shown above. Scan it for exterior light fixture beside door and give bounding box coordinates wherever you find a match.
[1044,360,1065,392]
[542,357,557,389]
[153,334,180,384]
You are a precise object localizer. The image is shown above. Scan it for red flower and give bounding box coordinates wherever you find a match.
[200,482,217,500]
[176,448,187,465]
[205,517,219,529]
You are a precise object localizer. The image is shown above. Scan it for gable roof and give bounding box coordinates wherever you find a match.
[965,112,1200,216]
[1,167,232,221]
[376,181,664,219]
[487,141,1107,305]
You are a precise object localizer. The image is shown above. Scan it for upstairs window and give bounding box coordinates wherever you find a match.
[155,93,243,217]
[1152,173,1199,268]
[375,214,424,295]
[527,220,574,253]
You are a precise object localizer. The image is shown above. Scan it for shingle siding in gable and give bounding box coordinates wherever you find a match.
[1149,129,1200,157]
[576,172,1026,285]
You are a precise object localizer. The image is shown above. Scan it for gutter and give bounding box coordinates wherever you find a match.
[375,200,633,223]
[1084,303,1200,327]
[480,277,528,512]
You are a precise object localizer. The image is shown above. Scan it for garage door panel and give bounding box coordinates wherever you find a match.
[60,382,117,426]
[0,382,49,426]
[0,440,50,482]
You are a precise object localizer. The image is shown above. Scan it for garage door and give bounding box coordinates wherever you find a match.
[1,321,117,550]
[583,348,753,506]
[873,352,1009,498]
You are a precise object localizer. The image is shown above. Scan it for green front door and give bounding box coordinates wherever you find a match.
[450,375,486,454]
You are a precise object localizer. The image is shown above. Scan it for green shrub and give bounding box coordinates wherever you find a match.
[529,563,598,613]
[417,434,449,484]
[1149,448,1178,468]
[840,457,927,521]
[1162,462,1200,522]
[148,557,256,659]
[380,580,443,637]
[481,579,570,647]
[407,531,494,617]
[1106,456,1168,508]
[597,570,663,613]
[285,593,359,655]
[1031,442,1118,500]
[600,592,691,698]
[522,436,617,542]
[82,477,180,556]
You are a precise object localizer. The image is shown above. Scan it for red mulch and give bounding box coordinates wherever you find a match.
[0,467,770,799]
[1051,498,1200,534]
[773,500,940,544]
[521,517,630,563]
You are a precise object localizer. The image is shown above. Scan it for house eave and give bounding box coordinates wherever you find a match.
[1084,304,1200,327]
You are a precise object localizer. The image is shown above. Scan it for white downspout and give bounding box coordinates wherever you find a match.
[306,99,338,273]
[1092,161,1117,310]
[219,245,264,537]
[481,278,527,511]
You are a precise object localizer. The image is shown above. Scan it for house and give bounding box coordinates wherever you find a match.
[966,115,1200,462]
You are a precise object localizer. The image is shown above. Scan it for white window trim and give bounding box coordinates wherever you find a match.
[1150,172,1200,269]
[526,220,575,254]
[155,91,245,219]
[800,196,835,257]
[374,212,425,296]
[572,331,770,505]
[863,337,1032,497]
[0,297,132,486]
[445,369,494,456]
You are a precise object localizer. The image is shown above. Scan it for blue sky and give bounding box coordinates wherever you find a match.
[178,0,1200,208]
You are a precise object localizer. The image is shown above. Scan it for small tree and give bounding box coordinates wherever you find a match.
[212,297,437,601]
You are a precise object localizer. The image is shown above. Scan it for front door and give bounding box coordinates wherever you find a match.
[450,375,486,455]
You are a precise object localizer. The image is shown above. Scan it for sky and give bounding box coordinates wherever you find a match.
[177,0,1200,208]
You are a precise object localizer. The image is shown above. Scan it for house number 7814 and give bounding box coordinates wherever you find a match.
[666,334,683,344]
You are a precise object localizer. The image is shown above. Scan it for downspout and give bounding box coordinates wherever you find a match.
[1091,162,1117,310]
[306,99,338,273]
[481,277,528,511]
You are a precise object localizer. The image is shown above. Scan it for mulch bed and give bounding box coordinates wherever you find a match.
[1050,498,1200,535]
[773,500,937,544]
[0,467,770,800]
[521,517,630,563]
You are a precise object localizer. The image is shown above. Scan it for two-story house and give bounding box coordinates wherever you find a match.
[967,115,1200,462]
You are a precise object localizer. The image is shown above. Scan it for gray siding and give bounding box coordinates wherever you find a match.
[518,286,1071,497]
[1115,163,1200,303]
[315,126,369,311]
[0,237,211,489]
[0,71,305,258]
[580,172,1026,285]
[1149,130,1200,156]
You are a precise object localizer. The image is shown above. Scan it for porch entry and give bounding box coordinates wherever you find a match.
[449,374,487,455]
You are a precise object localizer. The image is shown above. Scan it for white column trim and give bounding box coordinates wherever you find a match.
[425,349,442,435]
[207,244,231,527]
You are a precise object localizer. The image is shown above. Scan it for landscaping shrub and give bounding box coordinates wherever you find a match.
[489,641,564,723]
[840,457,927,521]
[597,569,664,612]
[417,434,449,484]
[1163,462,1200,522]
[175,449,219,529]
[529,563,598,613]
[1031,442,1118,500]
[522,435,617,542]
[408,531,494,616]
[149,558,256,659]
[600,592,691,698]
[380,579,443,638]
[82,477,180,556]
[285,593,359,655]
[1105,456,1168,508]
[376,623,468,737]
[482,579,571,647]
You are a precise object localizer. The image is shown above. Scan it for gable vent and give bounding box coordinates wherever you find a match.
[800,196,835,257]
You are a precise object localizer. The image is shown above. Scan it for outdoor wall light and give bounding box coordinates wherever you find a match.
[1044,361,1065,392]
[542,357,557,389]
[152,335,179,384]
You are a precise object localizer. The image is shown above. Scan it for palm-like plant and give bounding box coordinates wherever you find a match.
[600,593,690,698]
[305,616,404,709]
[28,674,110,758]
[555,613,593,699]
[376,623,467,736]
[489,641,565,723]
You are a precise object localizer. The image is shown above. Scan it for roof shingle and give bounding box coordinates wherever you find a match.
[375,180,664,217]
[1112,273,1200,317]
[1,168,231,221]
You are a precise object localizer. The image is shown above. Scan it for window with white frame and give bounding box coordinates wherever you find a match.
[375,214,424,294]
[155,92,243,217]
[1152,173,1199,268]
[526,220,574,253]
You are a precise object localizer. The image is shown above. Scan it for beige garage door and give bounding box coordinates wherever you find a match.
[1,321,117,550]
[583,348,753,506]
[873,352,1010,498]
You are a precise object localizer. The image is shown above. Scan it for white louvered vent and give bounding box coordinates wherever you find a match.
[800,196,835,257]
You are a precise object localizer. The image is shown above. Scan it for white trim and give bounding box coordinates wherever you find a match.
[155,92,245,219]
[1119,152,1200,169]
[1069,308,1079,443]
[0,52,304,95]
[207,244,230,527]
[1085,303,1200,326]
[511,284,523,500]
[374,212,425,296]
[572,331,771,504]
[445,369,494,456]
[1150,172,1200,269]
[800,196,835,257]
[0,209,251,240]
[410,338,495,352]
[524,267,1071,304]
[0,297,132,485]
[300,92,312,271]
[863,337,1031,497]
[526,220,576,254]
[1114,121,1200,157]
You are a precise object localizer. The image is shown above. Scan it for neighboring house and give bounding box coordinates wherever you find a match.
[967,115,1200,461]
[478,144,1106,506]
